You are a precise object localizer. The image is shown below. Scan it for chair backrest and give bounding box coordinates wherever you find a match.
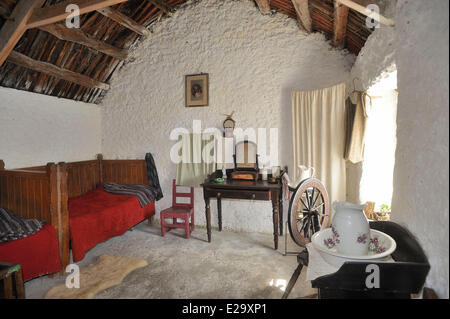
[172,179,194,209]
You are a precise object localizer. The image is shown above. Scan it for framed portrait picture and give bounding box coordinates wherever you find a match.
[185,73,209,107]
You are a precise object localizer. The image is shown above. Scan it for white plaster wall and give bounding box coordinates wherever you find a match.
[349,0,396,89]
[0,87,102,169]
[101,0,353,233]
[349,26,396,92]
[391,0,449,298]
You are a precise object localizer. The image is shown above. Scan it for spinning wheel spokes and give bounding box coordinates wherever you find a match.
[299,197,309,211]
[311,190,320,209]
[288,178,329,247]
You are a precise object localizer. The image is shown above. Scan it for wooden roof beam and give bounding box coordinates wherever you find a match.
[26,0,129,29]
[254,0,272,15]
[96,7,151,37]
[333,0,349,48]
[148,0,173,15]
[7,51,110,90]
[0,0,45,66]
[0,2,11,19]
[38,23,128,60]
[291,0,312,33]
[337,0,394,26]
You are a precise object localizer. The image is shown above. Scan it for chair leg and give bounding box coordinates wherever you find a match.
[191,213,195,231]
[185,216,190,239]
[161,215,166,236]
[173,218,177,225]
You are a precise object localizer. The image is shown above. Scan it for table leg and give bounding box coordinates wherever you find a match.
[272,192,279,250]
[217,193,222,232]
[279,193,283,236]
[205,197,211,242]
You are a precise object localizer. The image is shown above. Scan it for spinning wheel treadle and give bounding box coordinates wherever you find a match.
[287,178,329,247]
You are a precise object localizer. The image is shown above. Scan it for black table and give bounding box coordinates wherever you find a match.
[202,172,283,249]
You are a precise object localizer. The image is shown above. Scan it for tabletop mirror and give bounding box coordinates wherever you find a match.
[231,140,259,180]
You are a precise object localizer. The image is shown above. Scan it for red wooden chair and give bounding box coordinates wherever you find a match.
[160,180,194,238]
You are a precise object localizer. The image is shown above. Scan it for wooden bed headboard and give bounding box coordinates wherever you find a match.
[0,162,58,226]
[62,154,148,199]
[102,158,148,185]
[64,159,102,199]
[0,161,69,269]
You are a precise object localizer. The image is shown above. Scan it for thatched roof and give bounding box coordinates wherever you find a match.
[0,0,380,104]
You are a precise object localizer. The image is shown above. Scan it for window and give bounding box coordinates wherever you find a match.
[359,71,398,212]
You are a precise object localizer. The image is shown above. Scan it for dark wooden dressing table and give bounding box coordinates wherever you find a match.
[201,171,283,249]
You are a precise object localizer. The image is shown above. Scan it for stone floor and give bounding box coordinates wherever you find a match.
[25,222,316,299]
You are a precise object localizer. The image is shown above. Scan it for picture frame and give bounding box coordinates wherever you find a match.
[185,73,209,107]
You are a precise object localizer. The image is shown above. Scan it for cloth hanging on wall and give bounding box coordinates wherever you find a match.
[145,152,163,201]
[344,91,370,163]
[176,133,216,187]
[291,82,347,208]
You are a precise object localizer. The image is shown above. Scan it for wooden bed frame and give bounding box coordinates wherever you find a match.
[0,154,150,270]
[0,161,64,271]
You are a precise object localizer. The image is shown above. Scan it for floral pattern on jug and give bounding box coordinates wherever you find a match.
[357,233,368,244]
[331,201,370,256]
[331,225,340,243]
[323,225,342,249]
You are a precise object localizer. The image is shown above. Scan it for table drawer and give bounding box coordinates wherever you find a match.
[213,189,271,201]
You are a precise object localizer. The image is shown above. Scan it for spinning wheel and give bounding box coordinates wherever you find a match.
[287,178,329,247]
[282,176,330,299]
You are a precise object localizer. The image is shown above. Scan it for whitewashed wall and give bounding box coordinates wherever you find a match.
[0,87,102,169]
[101,0,353,233]
[391,0,449,298]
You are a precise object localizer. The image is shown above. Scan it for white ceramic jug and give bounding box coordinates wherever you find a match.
[331,201,370,256]
[297,165,315,181]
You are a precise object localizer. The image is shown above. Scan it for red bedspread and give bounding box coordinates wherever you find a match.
[69,186,155,262]
[0,224,62,281]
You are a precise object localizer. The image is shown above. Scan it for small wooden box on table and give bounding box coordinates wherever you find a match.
[201,171,283,249]
[0,262,24,299]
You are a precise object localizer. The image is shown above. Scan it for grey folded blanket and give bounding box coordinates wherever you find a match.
[102,182,158,208]
[0,207,45,243]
